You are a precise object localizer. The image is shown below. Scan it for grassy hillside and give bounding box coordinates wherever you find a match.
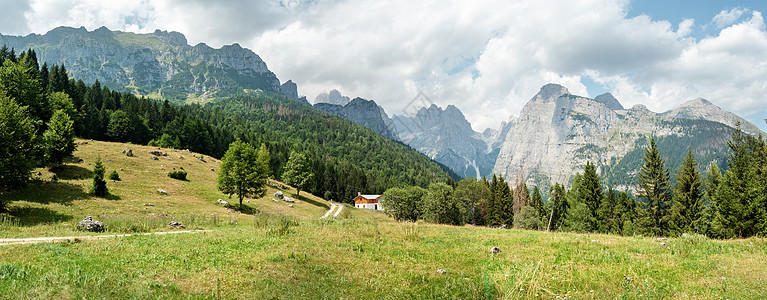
[1,140,767,299]
[0,139,340,238]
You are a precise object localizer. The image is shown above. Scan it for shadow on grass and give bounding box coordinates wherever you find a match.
[293,194,329,210]
[7,206,74,226]
[0,180,121,206]
[49,164,92,180]
[228,203,260,215]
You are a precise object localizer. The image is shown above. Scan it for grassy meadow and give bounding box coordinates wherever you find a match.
[1,140,766,299]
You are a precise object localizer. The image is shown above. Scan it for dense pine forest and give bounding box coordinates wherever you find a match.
[0,47,453,205]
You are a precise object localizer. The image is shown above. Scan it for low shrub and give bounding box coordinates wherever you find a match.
[167,170,187,180]
[108,170,120,181]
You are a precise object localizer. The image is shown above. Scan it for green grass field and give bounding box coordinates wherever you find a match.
[1,140,766,299]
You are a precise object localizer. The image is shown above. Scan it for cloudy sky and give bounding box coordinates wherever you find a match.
[2,0,767,132]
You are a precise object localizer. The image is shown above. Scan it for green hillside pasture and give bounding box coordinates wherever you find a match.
[1,218,765,299]
[0,140,331,238]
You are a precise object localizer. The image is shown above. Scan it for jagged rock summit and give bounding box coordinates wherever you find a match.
[594,93,624,110]
[314,96,397,140]
[315,89,351,106]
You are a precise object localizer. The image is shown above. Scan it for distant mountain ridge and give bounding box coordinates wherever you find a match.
[493,83,763,190]
[0,26,306,104]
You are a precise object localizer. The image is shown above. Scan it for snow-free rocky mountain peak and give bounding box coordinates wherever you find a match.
[0,26,304,104]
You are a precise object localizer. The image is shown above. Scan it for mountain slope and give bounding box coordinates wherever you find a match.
[493,83,763,190]
[313,97,398,140]
[390,104,498,178]
[0,26,299,104]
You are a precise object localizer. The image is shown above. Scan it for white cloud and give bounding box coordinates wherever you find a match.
[712,7,749,29]
[9,0,767,132]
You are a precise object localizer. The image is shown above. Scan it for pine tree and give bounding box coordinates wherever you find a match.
[698,162,722,237]
[90,157,108,197]
[637,137,672,236]
[598,188,621,234]
[714,124,765,238]
[579,161,603,231]
[546,183,568,231]
[530,186,545,224]
[669,148,704,235]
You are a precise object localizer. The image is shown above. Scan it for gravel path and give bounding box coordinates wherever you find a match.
[0,230,211,246]
[322,203,338,218]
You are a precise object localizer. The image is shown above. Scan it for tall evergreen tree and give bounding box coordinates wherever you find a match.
[598,188,621,234]
[698,162,722,236]
[714,124,765,238]
[546,183,568,231]
[669,148,704,235]
[579,161,603,231]
[530,186,545,224]
[637,137,672,236]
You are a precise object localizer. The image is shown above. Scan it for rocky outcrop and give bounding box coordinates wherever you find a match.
[314,89,350,106]
[314,97,398,140]
[390,104,499,178]
[662,98,761,135]
[0,26,294,103]
[77,216,107,232]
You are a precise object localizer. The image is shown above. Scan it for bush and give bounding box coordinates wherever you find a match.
[168,170,187,180]
[513,206,542,230]
[108,170,120,181]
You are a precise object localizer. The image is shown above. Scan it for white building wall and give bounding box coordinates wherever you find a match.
[355,203,383,210]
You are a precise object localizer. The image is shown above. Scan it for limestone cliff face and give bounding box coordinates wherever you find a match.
[492,83,762,188]
[0,26,293,103]
[390,104,498,178]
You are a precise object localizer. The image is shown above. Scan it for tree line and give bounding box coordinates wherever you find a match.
[0,46,452,207]
[383,123,767,239]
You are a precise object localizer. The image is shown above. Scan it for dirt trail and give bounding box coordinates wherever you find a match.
[333,204,344,217]
[0,230,211,246]
[321,203,337,218]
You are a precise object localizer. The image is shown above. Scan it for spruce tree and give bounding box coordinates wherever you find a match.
[579,161,603,231]
[669,148,704,235]
[637,137,672,236]
[714,124,765,238]
[497,176,513,225]
[530,186,545,224]
[90,157,108,197]
[698,162,721,237]
[546,183,568,231]
[598,188,621,234]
